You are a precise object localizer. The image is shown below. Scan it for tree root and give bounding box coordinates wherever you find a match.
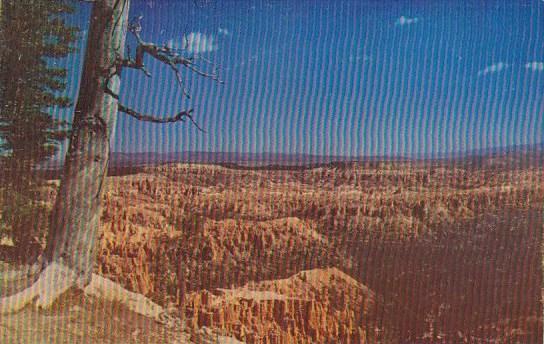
[0,262,171,326]
[0,262,77,314]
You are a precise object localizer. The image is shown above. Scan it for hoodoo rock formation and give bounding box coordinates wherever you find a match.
[184,268,379,344]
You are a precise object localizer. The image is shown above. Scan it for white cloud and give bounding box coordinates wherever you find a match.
[525,61,544,71]
[183,32,218,53]
[477,62,509,76]
[218,27,230,36]
[395,16,420,26]
[166,32,218,54]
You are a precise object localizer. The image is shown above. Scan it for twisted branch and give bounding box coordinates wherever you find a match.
[126,16,223,88]
[105,16,222,131]
[118,104,205,132]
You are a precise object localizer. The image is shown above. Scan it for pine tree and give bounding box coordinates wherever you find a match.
[0,0,78,247]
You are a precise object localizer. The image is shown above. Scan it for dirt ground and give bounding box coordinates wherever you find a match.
[0,260,200,344]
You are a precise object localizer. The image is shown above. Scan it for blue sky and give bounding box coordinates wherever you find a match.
[54,0,544,157]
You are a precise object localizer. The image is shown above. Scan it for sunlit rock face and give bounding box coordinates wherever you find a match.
[32,160,543,343]
[185,268,379,344]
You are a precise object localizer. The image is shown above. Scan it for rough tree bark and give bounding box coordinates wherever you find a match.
[0,0,130,311]
[43,0,129,287]
[0,0,218,316]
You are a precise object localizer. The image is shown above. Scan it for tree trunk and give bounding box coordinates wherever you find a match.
[43,0,130,287]
[2,0,191,319]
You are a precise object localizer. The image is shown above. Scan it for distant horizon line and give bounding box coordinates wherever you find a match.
[109,141,544,159]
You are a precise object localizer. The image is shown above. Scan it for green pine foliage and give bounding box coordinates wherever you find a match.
[0,0,79,247]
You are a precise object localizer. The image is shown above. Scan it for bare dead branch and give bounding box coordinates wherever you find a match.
[182,32,189,51]
[116,56,151,77]
[98,16,220,133]
[194,54,215,65]
[125,16,222,88]
[183,62,223,83]
[118,103,205,132]
[165,62,191,98]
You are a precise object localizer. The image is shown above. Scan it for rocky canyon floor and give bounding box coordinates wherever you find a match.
[1,156,542,343]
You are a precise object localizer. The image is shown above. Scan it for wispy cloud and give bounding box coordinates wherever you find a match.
[525,61,544,71]
[218,27,230,36]
[166,32,218,54]
[395,16,420,26]
[477,62,509,76]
